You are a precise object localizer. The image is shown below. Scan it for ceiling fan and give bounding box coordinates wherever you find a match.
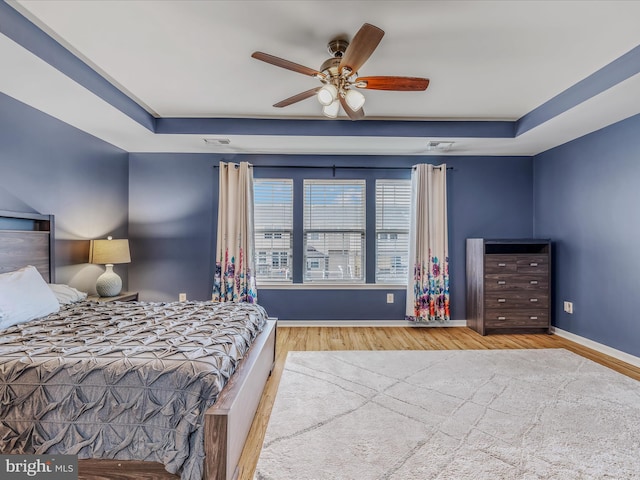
[251,23,430,120]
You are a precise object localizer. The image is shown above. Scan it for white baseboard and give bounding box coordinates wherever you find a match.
[551,327,640,368]
[276,319,468,328]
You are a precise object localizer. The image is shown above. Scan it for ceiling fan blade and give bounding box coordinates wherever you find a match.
[273,87,321,108]
[251,52,323,78]
[355,76,430,91]
[339,23,385,74]
[339,95,365,121]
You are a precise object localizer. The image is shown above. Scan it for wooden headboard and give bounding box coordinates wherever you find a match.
[0,210,55,282]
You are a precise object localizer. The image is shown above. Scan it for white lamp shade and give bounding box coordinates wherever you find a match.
[345,89,365,111]
[317,84,338,106]
[322,100,340,118]
[90,239,131,265]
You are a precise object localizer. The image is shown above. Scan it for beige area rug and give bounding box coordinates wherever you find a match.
[254,349,640,480]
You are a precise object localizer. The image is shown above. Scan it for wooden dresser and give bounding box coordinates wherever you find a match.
[466,239,551,335]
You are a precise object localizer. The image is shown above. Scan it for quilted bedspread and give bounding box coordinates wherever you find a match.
[0,300,267,479]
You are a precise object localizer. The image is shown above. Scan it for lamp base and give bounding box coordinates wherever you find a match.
[96,264,122,297]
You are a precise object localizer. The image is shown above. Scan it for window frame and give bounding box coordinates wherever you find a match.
[303,179,366,284]
[253,175,412,288]
[253,178,294,283]
[375,178,411,284]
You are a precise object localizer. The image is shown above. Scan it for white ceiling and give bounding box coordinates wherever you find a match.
[3,0,640,156]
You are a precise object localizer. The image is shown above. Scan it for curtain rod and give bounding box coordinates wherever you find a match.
[214,164,453,171]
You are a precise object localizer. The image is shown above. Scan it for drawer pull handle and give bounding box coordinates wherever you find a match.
[530,280,538,285]
[497,280,506,285]
[497,298,506,303]
[530,262,538,267]
[530,316,538,320]
[530,298,538,302]
[498,316,506,320]
[498,263,506,267]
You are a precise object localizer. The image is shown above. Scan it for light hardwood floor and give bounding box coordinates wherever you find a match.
[236,325,640,480]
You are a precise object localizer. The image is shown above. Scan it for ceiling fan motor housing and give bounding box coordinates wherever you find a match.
[327,38,349,58]
[320,57,342,77]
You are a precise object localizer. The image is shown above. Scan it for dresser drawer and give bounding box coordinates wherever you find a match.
[485,255,548,274]
[485,274,549,291]
[516,255,548,274]
[485,292,548,308]
[484,310,549,328]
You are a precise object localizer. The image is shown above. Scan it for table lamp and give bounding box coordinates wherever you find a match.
[90,236,131,297]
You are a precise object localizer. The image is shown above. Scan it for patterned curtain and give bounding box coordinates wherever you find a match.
[406,163,450,322]
[213,161,257,303]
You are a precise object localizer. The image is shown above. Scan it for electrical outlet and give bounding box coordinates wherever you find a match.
[563,301,573,314]
[179,293,187,302]
[386,293,394,304]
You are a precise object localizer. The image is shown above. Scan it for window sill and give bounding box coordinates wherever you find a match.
[256,283,407,290]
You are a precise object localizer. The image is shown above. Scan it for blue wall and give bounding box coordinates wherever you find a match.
[0,92,129,292]
[128,153,218,302]
[129,154,534,320]
[533,113,640,357]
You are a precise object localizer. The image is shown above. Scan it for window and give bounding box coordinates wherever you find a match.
[376,179,411,283]
[264,232,282,239]
[254,176,409,285]
[272,251,288,268]
[303,179,365,282]
[254,179,293,282]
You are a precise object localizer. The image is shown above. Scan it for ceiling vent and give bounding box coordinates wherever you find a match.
[204,138,231,145]
[426,141,454,151]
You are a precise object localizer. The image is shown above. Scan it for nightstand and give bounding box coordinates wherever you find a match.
[87,291,139,303]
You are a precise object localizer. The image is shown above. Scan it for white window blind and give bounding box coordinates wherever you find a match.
[376,179,411,283]
[254,179,293,282]
[303,179,365,282]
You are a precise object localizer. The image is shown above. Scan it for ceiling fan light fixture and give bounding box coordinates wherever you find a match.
[345,89,365,111]
[317,84,338,106]
[322,99,340,118]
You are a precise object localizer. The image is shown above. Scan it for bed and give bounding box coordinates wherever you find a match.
[0,210,276,480]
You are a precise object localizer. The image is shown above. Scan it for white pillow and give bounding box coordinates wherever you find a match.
[49,283,87,304]
[0,265,60,330]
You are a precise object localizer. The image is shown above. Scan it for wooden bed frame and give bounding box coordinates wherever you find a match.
[0,209,276,480]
